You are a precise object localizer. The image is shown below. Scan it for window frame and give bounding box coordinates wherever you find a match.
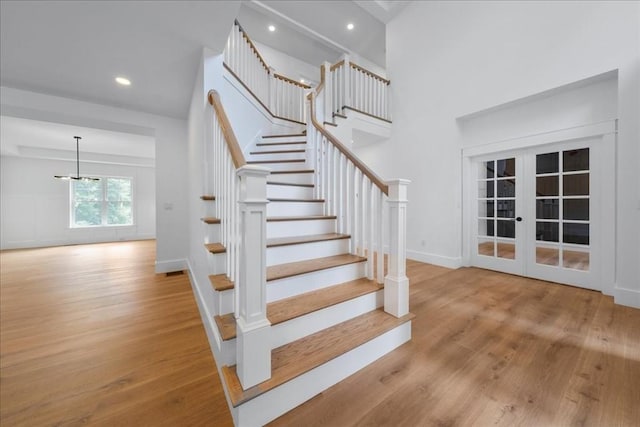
[69,175,135,228]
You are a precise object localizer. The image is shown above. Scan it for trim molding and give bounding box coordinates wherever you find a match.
[462,120,617,158]
[407,250,462,269]
[614,286,640,309]
[154,258,187,274]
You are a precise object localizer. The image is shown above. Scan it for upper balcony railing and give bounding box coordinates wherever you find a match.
[224,20,310,124]
[322,55,391,123]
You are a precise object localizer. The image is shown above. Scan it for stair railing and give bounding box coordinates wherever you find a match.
[308,91,409,318]
[322,55,391,123]
[224,20,310,124]
[208,90,271,389]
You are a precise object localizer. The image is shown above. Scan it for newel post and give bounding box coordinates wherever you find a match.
[321,61,332,122]
[268,66,276,114]
[236,165,271,389]
[384,179,411,317]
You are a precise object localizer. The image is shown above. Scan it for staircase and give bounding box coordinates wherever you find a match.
[201,130,412,426]
[193,20,411,427]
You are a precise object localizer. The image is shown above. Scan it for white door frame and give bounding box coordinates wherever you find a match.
[462,120,616,295]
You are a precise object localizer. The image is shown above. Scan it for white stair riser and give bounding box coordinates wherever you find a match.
[271,290,383,348]
[248,151,306,161]
[252,143,307,153]
[267,184,314,199]
[233,322,412,427]
[213,290,382,365]
[269,172,314,185]
[260,136,307,143]
[248,161,306,172]
[207,251,226,275]
[217,288,235,315]
[267,262,365,302]
[205,226,220,243]
[266,238,349,266]
[267,218,335,238]
[267,201,324,217]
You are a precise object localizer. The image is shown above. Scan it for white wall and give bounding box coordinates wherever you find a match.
[1,87,189,272]
[254,41,321,85]
[0,155,155,249]
[384,1,639,306]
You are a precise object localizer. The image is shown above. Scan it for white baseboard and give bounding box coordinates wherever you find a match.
[614,286,640,309]
[407,249,462,269]
[185,260,236,414]
[154,258,187,274]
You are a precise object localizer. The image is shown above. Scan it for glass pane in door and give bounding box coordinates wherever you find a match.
[477,157,516,260]
[534,148,590,271]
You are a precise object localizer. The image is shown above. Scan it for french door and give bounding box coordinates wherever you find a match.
[471,138,598,290]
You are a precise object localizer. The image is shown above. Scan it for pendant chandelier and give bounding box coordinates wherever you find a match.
[54,136,99,181]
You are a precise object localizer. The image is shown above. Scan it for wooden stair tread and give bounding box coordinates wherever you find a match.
[267,254,366,282]
[201,217,221,224]
[256,141,307,147]
[267,181,314,188]
[222,309,415,406]
[250,149,306,155]
[267,233,350,248]
[262,133,306,139]
[213,277,382,341]
[267,215,336,222]
[247,159,305,164]
[209,274,234,291]
[214,313,237,341]
[270,169,314,175]
[268,278,382,325]
[204,243,226,254]
[200,195,215,201]
[268,198,324,203]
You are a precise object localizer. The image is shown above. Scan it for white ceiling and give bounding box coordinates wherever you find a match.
[0,1,240,120]
[240,0,393,68]
[1,116,155,160]
[0,0,409,159]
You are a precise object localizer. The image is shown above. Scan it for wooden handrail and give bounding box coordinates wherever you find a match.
[316,64,326,93]
[274,73,311,89]
[307,92,388,195]
[234,19,270,73]
[349,62,390,85]
[329,60,345,72]
[208,90,247,169]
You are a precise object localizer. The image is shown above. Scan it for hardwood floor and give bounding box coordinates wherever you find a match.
[2,242,638,426]
[0,240,233,427]
[269,260,640,426]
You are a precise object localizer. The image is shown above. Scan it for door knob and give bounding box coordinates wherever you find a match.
[516,217,523,222]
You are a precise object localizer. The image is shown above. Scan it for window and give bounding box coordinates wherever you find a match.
[71,177,133,227]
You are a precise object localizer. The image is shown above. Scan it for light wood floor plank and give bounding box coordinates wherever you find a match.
[2,242,638,426]
[0,240,233,427]
[268,264,640,426]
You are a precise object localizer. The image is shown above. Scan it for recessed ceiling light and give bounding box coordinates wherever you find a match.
[115,76,131,86]
[347,23,354,30]
[300,78,305,83]
[268,25,276,32]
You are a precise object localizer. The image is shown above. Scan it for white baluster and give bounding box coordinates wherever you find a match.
[367,181,374,280]
[384,179,410,318]
[350,166,358,254]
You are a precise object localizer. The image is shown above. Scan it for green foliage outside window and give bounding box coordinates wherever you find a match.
[72,177,133,227]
